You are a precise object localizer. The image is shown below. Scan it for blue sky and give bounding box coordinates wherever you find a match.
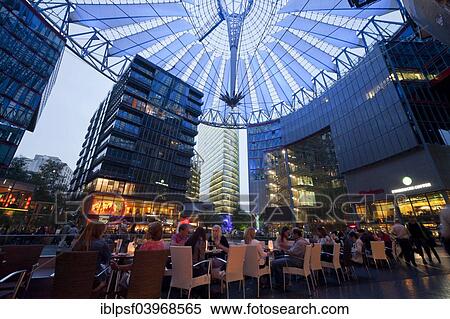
[16,49,249,196]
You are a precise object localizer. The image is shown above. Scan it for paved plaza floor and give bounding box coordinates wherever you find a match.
[28,248,450,299]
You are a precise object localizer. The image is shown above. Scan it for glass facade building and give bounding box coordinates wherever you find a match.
[197,125,239,214]
[264,129,347,224]
[248,35,450,229]
[185,149,203,201]
[70,55,203,223]
[0,0,65,168]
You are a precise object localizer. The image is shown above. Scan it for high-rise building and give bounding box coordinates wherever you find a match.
[248,33,450,229]
[24,154,73,188]
[0,0,65,168]
[185,150,203,201]
[70,55,203,223]
[197,125,239,214]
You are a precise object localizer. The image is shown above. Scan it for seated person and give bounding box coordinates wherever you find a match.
[208,224,229,261]
[350,232,364,265]
[185,227,207,276]
[170,224,190,246]
[275,226,291,252]
[72,222,111,294]
[140,222,167,251]
[244,227,267,267]
[271,228,309,287]
[111,222,167,272]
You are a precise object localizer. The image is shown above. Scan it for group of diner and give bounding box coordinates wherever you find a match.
[67,212,450,298]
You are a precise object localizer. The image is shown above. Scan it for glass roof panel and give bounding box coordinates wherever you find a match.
[33,0,404,127]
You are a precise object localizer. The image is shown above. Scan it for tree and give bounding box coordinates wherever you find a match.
[4,157,30,182]
[232,208,252,231]
[31,160,68,202]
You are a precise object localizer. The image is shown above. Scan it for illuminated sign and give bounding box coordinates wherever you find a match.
[391,183,432,194]
[402,176,413,186]
[155,179,168,187]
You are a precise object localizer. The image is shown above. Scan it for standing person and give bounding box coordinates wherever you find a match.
[407,218,428,264]
[65,222,79,247]
[391,219,416,266]
[271,228,309,288]
[170,224,190,246]
[440,204,450,256]
[420,223,441,263]
[275,226,291,251]
[244,227,267,267]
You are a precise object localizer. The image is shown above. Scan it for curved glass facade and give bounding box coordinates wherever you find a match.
[248,37,450,229]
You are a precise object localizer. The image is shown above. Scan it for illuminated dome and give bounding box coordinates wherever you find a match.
[33,0,405,128]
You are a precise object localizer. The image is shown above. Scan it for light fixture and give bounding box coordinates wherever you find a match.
[402,176,413,186]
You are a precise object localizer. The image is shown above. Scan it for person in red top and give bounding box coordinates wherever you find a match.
[140,222,167,251]
[111,222,167,272]
[170,223,190,246]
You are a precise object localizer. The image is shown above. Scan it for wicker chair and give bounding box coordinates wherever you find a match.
[52,251,98,298]
[0,245,44,297]
[127,250,169,298]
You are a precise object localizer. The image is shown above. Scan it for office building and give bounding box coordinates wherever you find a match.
[24,154,73,188]
[197,125,239,214]
[248,34,450,228]
[185,150,203,201]
[70,55,202,223]
[0,0,65,168]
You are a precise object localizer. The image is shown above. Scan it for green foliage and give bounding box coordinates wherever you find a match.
[31,159,68,201]
[4,158,68,202]
[232,208,252,230]
[4,157,30,182]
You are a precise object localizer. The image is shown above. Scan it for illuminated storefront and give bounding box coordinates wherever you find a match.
[83,192,182,229]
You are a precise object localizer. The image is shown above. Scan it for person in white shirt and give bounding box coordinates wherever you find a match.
[244,227,267,266]
[350,233,364,264]
[390,219,416,266]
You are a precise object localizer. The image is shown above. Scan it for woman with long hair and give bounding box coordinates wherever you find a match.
[275,226,290,251]
[185,227,207,264]
[72,222,111,292]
